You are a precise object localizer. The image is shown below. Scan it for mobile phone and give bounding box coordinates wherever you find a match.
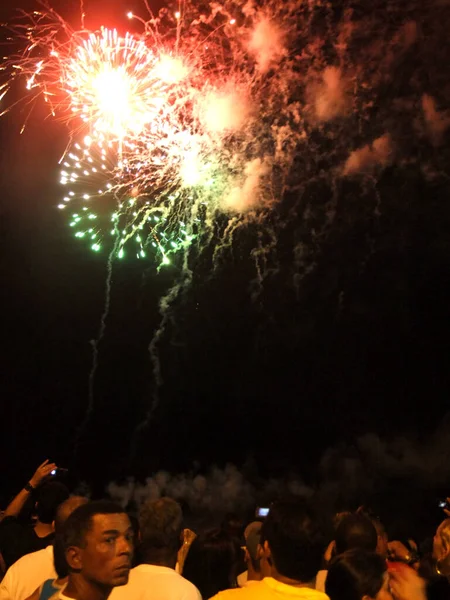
[256,507,270,518]
[51,468,68,476]
[439,499,449,510]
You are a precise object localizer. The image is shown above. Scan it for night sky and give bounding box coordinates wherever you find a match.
[1,0,450,506]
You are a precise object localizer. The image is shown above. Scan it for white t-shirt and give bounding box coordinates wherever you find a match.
[0,546,56,600]
[109,564,202,600]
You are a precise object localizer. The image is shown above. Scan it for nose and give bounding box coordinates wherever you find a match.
[117,535,133,555]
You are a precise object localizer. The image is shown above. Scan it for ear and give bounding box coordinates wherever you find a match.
[244,548,251,563]
[324,540,335,562]
[66,547,83,571]
[263,540,273,567]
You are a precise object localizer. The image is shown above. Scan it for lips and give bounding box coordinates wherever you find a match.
[114,562,131,572]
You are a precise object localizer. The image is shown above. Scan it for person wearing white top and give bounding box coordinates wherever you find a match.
[111,498,200,600]
[110,564,201,600]
[0,546,56,600]
[0,497,88,600]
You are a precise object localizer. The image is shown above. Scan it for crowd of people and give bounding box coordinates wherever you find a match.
[1,460,450,600]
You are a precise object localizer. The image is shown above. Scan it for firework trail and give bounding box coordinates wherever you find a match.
[2,0,450,455]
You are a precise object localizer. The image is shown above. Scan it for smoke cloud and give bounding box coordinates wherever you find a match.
[422,94,450,146]
[312,67,349,122]
[201,88,250,134]
[223,157,270,212]
[105,420,450,536]
[248,18,286,73]
[343,134,393,176]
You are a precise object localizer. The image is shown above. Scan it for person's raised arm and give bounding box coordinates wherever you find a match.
[389,563,427,600]
[3,460,57,518]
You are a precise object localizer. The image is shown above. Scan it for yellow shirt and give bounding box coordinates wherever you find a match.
[211,578,330,600]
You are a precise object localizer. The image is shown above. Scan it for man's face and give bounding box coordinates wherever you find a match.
[77,513,133,588]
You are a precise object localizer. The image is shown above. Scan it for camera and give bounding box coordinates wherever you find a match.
[256,507,270,518]
[50,468,68,476]
[439,499,450,510]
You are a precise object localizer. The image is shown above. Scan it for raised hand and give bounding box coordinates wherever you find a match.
[29,459,57,488]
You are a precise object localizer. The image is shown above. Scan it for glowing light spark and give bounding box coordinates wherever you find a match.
[58,136,195,261]
[64,29,164,138]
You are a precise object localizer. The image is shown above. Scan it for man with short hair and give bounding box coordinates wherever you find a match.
[316,512,378,593]
[59,500,133,600]
[0,496,88,600]
[211,500,329,600]
[237,522,263,587]
[334,513,378,556]
[110,497,201,600]
[0,461,69,570]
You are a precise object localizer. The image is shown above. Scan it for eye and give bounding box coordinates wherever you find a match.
[105,537,115,544]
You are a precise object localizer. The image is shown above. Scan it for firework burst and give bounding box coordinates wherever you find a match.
[4,0,445,271]
[1,0,303,265]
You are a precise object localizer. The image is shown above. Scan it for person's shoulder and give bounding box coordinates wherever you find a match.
[177,573,202,599]
[110,567,201,600]
[14,546,51,563]
[155,570,201,599]
[211,583,264,600]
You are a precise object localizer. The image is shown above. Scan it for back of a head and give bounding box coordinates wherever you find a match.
[139,497,183,563]
[183,529,239,599]
[221,513,244,540]
[261,499,325,583]
[55,496,89,534]
[326,550,386,600]
[53,497,89,579]
[36,482,70,524]
[62,500,127,558]
[334,514,378,556]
